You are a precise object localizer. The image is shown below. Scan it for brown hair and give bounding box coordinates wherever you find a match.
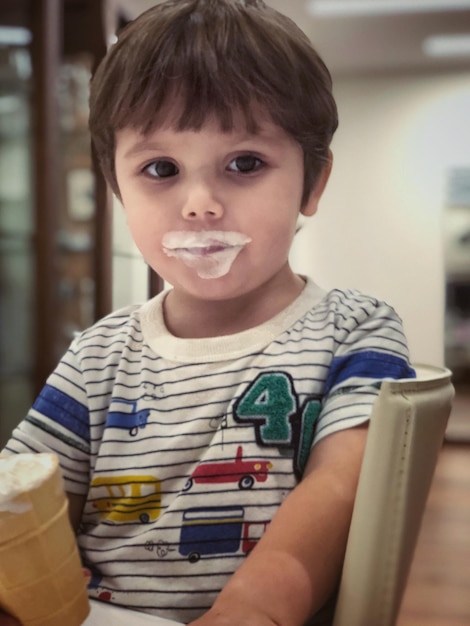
[89,0,338,206]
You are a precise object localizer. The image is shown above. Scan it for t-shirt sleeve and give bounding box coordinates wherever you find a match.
[3,338,91,496]
[312,294,415,445]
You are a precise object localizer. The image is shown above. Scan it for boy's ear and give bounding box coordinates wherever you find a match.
[300,151,333,217]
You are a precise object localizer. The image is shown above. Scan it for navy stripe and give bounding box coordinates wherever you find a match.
[324,350,415,395]
[31,384,90,443]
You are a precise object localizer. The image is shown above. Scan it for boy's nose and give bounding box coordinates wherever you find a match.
[181,187,224,220]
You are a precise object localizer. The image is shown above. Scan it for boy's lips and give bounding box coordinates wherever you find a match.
[184,245,226,256]
[161,230,252,279]
[162,231,252,257]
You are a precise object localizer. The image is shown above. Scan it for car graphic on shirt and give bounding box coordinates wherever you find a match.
[90,474,162,523]
[183,446,272,490]
[106,399,150,436]
[179,506,269,562]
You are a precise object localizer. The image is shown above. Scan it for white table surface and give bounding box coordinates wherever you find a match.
[83,599,183,626]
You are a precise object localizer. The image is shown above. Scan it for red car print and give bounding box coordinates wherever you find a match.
[184,446,272,490]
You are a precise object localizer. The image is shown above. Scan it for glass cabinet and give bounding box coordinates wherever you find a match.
[0,22,34,443]
[0,0,110,446]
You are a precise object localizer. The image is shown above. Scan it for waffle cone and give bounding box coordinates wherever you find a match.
[0,454,90,626]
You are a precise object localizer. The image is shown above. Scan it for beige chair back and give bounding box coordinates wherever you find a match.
[332,363,454,626]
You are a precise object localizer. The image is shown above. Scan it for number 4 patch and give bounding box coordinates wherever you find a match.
[233,372,321,477]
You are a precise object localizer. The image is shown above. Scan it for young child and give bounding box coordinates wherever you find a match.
[0,1,415,625]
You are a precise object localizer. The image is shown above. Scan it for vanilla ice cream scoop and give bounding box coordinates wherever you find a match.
[0,453,57,513]
[162,230,251,279]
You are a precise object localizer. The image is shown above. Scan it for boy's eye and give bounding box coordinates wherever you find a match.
[227,155,264,174]
[144,160,179,178]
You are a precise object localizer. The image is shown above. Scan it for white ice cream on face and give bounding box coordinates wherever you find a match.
[162,230,252,279]
[0,453,57,513]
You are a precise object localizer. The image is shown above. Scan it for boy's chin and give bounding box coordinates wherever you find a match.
[168,273,255,301]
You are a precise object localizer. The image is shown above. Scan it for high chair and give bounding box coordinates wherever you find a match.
[332,363,454,626]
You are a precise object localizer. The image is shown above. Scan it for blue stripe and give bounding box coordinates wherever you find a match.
[324,350,415,395]
[31,384,90,443]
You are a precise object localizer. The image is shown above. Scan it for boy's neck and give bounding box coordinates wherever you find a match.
[162,272,306,339]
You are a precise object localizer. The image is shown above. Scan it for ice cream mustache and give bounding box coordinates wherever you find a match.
[162,230,252,279]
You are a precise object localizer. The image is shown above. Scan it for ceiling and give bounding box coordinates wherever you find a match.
[113,0,470,76]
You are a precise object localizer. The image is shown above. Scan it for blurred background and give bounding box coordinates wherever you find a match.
[0,0,469,446]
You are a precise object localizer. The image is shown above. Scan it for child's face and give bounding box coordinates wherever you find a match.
[114,112,323,302]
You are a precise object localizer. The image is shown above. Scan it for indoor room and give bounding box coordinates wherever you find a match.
[0,1,469,625]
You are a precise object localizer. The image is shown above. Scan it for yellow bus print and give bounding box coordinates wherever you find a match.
[90,474,162,523]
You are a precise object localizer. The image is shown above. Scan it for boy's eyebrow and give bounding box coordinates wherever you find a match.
[122,141,167,159]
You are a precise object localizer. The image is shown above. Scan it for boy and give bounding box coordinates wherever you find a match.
[0,1,415,625]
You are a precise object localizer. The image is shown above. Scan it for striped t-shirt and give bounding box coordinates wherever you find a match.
[5,278,414,623]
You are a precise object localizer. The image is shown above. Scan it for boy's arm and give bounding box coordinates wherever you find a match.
[191,424,368,626]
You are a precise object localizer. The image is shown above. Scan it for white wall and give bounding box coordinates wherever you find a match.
[290,71,470,366]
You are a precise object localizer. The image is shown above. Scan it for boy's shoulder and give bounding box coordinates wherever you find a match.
[307,284,405,341]
[311,282,399,320]
[72,301,147,348]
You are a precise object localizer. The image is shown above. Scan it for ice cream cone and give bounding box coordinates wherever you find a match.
[0,453,90,626]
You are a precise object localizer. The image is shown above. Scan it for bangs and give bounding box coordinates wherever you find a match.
[121,77,264,137]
